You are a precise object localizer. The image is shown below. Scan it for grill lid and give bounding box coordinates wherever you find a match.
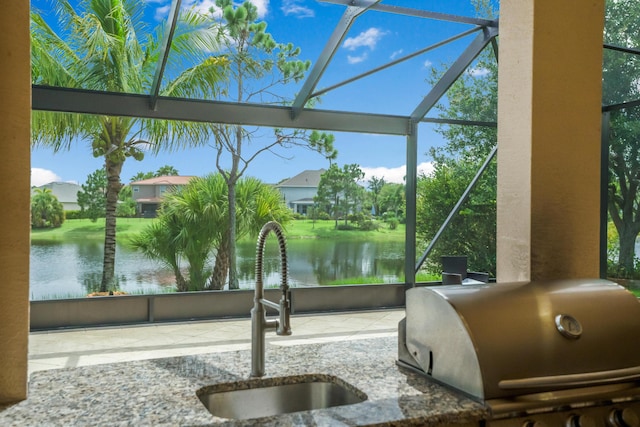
[402,279,640,400]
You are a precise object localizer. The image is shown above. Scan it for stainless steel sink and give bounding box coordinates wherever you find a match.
[197,374,367,420]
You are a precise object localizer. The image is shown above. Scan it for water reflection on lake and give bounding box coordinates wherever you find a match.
[30,239,405,300]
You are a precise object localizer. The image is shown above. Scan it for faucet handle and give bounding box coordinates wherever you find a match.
[276,293,292,336]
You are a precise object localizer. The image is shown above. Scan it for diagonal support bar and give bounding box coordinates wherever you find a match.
[415,145,498,273]
[410,26,498,123]
[291,0,379,119]
[603,43,640,56]
[320,0,497,27]
[149,0,182,111]
[311,26,483,99]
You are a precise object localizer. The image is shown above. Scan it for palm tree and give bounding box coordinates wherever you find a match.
[31,0,227,291]
[129,219,189,291]
[209,175,294,289]
[31,188,65,228]
[155,165,179,176]
[131,173,291,291]
[158,174,228,291]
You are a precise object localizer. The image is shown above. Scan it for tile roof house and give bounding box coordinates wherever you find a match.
[130,175,195,217]
[32,182,82,211]
[275,169,325,215]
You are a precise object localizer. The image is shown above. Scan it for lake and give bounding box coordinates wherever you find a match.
[30,239,406,300]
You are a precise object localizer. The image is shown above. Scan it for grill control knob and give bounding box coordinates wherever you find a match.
[608,408,640,427]
[566,414,596,427]
[522,420,546,427]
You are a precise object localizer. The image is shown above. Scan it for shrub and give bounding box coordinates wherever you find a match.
[387,218,399,230]
[65,210,83,220]
[317,211,331,221]
[347,213,362,223]
[116,199,137,218]
[359,219,379,231]
[337,223,357,231]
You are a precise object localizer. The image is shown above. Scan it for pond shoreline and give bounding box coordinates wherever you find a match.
[30,230,409,300]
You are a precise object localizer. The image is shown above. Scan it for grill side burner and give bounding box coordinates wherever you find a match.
[398,279,640,425]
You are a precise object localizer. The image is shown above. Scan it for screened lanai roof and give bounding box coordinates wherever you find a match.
[32,0,502,135]
[31,0,640,133]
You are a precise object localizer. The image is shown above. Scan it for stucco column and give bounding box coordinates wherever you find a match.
[497,0,605,281]
[0,1,31,403]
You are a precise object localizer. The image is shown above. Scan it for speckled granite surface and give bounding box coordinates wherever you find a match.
[0,336,488,426]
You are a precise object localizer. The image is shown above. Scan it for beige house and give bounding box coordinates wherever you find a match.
[276,169,325,215]
[130,175,195,217]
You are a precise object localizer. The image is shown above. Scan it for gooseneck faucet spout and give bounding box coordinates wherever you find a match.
[251,221,291,377]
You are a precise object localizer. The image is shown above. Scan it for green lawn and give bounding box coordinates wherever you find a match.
[282,219,404,241]
[30,218,406,243]
[30,218,154,242]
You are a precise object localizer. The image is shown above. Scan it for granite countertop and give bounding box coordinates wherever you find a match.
[0,336,488,426]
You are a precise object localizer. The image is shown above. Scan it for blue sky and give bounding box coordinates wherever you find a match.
[30,0,495,187]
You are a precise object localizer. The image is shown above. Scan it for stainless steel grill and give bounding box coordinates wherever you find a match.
[398,279,640,426]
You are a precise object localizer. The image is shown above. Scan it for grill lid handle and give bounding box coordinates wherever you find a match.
[499,366,640,390]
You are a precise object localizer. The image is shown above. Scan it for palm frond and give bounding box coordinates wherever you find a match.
[168,8,225,67]
[162,56,228,99]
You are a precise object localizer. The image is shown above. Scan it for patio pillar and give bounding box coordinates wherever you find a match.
[0,1,31,403]
[496,0,605,281]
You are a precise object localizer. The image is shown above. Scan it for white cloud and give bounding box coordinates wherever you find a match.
[423,59,432,68]
[347,53,367,64]
[418,162,435,177]
[390,49,403,60]
[154,5,171,21]
[360,162,434,184]
[281,0,314,18]
[179,0,269,19]
[182,0,222,16]
[31,168,62,187]
[343,28,386,51]
[468,67,490,77]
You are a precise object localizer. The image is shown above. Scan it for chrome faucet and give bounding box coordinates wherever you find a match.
[251,221,292,377]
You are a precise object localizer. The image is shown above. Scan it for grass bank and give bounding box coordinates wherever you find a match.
[30,218,153,242]
[324,271,441,286]
[282,219,404,241]
[30,218,406,243]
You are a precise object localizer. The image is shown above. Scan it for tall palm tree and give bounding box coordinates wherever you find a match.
[31,0,227,291]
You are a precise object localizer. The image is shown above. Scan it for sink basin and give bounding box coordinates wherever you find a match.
[197,374,367,420]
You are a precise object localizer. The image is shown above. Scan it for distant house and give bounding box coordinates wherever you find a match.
[32,182,82,211]
[276,169,325,215]
[130,175,195,217]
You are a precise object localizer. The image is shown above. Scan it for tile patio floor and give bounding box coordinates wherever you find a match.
[28,309,405,376]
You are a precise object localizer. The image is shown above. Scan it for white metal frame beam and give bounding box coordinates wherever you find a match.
[32,85,411,135]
